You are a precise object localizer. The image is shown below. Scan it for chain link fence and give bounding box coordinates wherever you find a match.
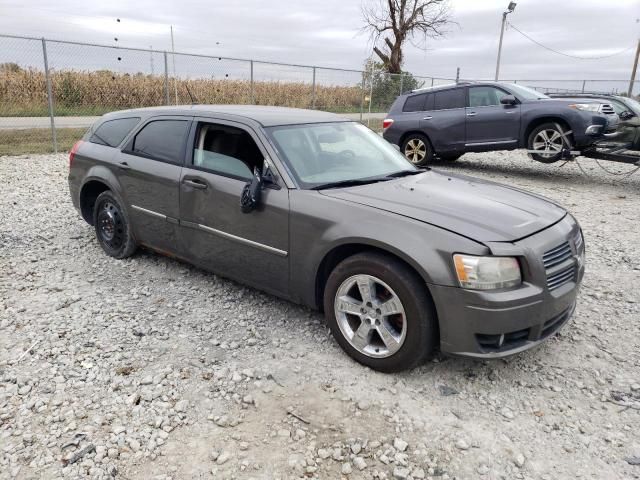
[1,33,638,155]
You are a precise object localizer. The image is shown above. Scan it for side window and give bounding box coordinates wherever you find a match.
[403,94,428,112]
[433,89,465,110]
[193,123,263,180]
[132,120,189,164]
[468,87,509,108]
[90,117,140,147]
[610,101,628,115]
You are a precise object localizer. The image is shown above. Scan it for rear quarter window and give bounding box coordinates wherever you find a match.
[89,117,140,147]
[403,93,429,112]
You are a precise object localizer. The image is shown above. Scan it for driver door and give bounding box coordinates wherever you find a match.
[178,118,290,296]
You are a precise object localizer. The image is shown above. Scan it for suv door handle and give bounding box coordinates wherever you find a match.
[183,178,208,190]
[466,112,477,117]
[117,162,131,170]
[422,116,433,120]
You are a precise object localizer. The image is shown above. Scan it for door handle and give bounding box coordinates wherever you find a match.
[183,178,208,190]
[422,116,433,120]
[505,110,515,114]
[117,162,131,170]
[466,112,477,117]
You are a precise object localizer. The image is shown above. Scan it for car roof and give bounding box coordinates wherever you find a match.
[102,105,349,127]
[407,80,515,95]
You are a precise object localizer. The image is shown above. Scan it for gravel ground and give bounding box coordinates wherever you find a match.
[1,152,639,480]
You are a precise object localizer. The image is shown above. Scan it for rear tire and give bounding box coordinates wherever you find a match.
[527,123,570,163]
[401,134,434,166]
[323,252,437,372]
[93,191,137,259]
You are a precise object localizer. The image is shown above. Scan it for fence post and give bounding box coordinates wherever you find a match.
[250,60,254,104]
[430,77,434,87]
[360,71,365,122]
[311,67,316,109]
[367,66,374,127]
[399,74,404,95]
[163,52,170,105]
[41,38,57,154]
[581,80,586,93]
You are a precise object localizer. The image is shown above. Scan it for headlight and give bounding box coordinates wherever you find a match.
[453,254,522,290]
[568,103,601,112]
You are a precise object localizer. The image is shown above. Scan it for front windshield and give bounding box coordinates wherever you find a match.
[506,83,549,100]
[266,122,416,189]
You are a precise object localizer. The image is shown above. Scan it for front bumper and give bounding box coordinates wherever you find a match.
[429,216,584,359]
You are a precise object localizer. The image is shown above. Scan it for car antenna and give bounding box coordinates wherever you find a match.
[185,82,198,105]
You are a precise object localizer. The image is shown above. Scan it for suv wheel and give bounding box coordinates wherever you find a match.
[528,123,569,163]
[323,252,437,372]
[401,134,433,166]
[93,191,137,259]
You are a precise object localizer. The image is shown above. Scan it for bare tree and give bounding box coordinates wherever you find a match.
[362,0,452,74]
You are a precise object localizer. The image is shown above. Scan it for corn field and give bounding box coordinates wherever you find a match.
[0,68,365,117]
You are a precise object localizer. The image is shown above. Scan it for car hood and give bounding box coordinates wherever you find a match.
[319,170,566,243]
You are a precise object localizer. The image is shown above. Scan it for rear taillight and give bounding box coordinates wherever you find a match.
[69,140,83,168]
[382,118,394,130]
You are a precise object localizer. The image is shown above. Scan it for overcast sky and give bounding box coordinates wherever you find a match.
[1,0,639,89]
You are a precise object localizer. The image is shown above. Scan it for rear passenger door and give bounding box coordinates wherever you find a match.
[465,86,520,150]
[420,88,466,154]
[177,118,290,297]
[119,116,191,255]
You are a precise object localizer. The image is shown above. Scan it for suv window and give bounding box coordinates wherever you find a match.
[90,117,140,147]
[132,120,189,164]
[193,123,263,180]
[468,86,509,107]
[433,88,465,110]
[403,93,428,112]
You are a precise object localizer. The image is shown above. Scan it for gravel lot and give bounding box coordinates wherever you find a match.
[1,152,639,480]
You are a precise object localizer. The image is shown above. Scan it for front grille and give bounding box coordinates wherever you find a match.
[600,104,615,115]
[547,265,576,290]
[543,241,575,291]
[542,241,572,269]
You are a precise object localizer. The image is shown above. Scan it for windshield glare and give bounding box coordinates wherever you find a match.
[267,122,416,188]
[506,84,549,100]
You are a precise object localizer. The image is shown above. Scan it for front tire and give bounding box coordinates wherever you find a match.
[527,123,570,163]
[323,252,437,372]
[401,134,434,166]
[93,191,137,259]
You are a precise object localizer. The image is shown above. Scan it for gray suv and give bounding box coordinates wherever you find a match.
[383,82,614,164]
[69,105,585,372]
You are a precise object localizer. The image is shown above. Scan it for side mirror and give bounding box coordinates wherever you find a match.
[619,110,634,121]
[240,167,263,214]
[501,95,517,105]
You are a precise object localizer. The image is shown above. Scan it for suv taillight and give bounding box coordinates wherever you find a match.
[69,140,83,168]
[382,118,394,130]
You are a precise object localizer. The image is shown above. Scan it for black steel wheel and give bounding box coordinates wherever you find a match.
[93,191,136,258]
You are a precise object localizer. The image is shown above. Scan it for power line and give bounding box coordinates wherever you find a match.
[507,22,635,60]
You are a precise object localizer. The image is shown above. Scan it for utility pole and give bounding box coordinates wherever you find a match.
[171,26,178,104]
[629,38,640,96]
[494,2,517,81]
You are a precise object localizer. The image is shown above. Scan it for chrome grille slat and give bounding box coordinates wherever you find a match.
[542,241,572,269]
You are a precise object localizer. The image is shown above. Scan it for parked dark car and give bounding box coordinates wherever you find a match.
[383,81,614,164]
[69,105,585,372]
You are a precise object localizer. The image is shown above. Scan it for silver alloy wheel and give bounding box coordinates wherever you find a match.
[334,274,407,358]
[532,129,564,159]
[404,138,427,164]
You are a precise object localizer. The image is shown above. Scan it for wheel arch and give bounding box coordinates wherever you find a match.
[314,242,436,313]
[523,116,572,146]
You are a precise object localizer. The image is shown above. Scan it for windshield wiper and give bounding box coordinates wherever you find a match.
[311,177,389,190]
[384,168,427,178]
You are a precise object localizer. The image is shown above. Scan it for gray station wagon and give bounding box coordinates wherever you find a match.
[68,105,585,372]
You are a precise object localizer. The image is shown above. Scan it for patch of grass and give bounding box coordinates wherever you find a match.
[0,128,86,155]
